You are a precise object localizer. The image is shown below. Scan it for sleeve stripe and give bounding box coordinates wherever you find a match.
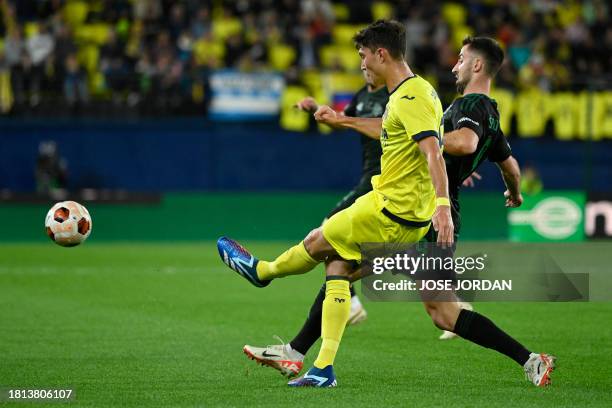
[411,130,439,142]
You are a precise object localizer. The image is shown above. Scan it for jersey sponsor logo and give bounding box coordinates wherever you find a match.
[334,297,346,303]
[371,104,384,117]
[357,101,385,117]
[458,117,480,127]
[401,95,415,100]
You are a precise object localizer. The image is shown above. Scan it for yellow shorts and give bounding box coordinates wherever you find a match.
[322,191,430,262]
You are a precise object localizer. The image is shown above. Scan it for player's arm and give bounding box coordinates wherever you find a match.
[496,156,523,207]
[444,101,485,156]
[417,137,454,246]
[442,127,479,155]
[314,105,382,139]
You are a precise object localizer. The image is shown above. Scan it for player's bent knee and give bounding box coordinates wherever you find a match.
[325,257,354,277]
[304,228,335,260]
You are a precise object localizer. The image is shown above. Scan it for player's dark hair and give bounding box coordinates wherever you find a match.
[462,36,504,77]
[353,19,406,61]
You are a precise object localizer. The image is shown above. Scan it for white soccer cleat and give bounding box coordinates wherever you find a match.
[438,330,458,340]
[347,295,368,326]
[439,301,473,340]
[243,337,304,378]
[524,352,556,387]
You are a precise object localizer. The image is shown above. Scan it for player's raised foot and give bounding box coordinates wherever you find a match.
[287,365,337,388]
[524,353,556,387]
[217,236,270,287]
[347,295,367,326]
[439,301,473,340]
[243,338,304,378]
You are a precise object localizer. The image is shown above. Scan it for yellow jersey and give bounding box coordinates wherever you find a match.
[371,75,444,223]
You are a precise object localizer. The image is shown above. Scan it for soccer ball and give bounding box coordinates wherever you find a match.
[45,201,92,247]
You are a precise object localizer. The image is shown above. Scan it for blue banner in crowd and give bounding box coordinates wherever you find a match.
[209,70,285,121]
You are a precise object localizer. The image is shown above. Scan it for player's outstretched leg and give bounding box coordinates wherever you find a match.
[425,299,556,386]
[438,301,472,340]
[217,237,269,287]
[289,260,352,387]
[217,229,334,287]
[243,283,364,378]
[289,284,364,359]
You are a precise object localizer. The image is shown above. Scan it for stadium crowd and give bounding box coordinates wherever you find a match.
[0,0,609,117]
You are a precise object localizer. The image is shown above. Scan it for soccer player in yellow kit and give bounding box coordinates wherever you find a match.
[217,19,453,387]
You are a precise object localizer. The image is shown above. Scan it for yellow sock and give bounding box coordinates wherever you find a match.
[314,278,351,368]
[256,241,319,280]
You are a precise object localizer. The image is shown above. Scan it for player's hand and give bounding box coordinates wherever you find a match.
[314,105,340,127]
[504,190,523,207]
[432,205,454,248]
[295,97,318,113]
[462,171,482,188]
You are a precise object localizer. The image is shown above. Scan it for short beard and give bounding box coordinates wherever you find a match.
[455,79,467,95]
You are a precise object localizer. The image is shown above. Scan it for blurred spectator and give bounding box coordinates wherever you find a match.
[100,29,130,93]
[224,32,246,67]
[52,23,76,80]
[35,141,68,193]
[520,165,543,196]
[4,26,24,67]
[63,54,89,108]
[26,25,54,67]
[190,6,211,39]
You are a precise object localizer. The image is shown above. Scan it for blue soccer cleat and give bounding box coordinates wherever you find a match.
[287,365,337,387]
[217,237,270,288]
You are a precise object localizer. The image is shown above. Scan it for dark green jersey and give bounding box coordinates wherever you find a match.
[344,85,388,176]
[442,93,512,234]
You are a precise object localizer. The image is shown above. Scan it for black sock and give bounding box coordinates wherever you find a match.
[290,284,325,355]
[453,309,531,366]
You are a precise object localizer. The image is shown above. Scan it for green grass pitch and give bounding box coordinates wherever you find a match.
[1,242,611,407]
